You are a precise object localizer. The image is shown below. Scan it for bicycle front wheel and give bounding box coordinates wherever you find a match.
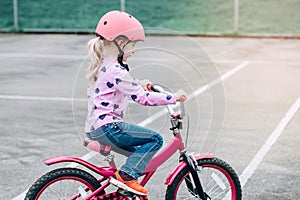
[166,157,242,200]
[25,168,101,200]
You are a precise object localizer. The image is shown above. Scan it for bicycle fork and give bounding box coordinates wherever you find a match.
[180,153,211,200]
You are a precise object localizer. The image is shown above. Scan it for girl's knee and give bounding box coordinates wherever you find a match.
[152,133,163,150]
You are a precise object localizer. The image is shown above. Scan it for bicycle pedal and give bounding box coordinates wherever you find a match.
[117,188,135,197]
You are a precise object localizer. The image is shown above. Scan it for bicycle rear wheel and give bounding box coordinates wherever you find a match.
[25,168,101,200]
[166,157,242,200]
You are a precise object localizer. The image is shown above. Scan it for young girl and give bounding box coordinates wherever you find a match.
[85,10,187,196]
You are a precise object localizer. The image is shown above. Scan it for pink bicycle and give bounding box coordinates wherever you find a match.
[25,85,242,200]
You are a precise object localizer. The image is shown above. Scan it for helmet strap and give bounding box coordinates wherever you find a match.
[113,40,130,71]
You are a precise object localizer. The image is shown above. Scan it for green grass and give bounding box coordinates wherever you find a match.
[1,0,299,35]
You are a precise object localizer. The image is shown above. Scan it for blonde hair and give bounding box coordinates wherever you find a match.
[87,36,130,84]
[87,37,105,84]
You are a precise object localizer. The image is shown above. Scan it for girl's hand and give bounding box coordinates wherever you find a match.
[139,79,153,91]
[175,89,187,102]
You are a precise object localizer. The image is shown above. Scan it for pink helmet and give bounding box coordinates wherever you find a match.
[95,10,145,42]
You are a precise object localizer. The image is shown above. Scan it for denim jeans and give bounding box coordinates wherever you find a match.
[86,122,163,179]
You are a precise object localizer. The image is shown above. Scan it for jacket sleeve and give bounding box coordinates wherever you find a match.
[116,71,177,106]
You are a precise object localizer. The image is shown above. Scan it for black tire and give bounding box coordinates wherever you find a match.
[165,157,242,200]
[25,168,101,200]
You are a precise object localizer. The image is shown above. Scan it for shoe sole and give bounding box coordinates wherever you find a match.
[110,177,148,196]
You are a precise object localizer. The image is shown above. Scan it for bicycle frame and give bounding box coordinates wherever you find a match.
[44,122,214,199]
[45,133,213,170]
[44,133,214,199]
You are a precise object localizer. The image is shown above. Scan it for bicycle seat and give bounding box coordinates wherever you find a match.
[83,138,111,156]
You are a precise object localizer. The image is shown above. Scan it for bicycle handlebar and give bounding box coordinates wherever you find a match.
[150,84,165,93]
[151,84,185,118]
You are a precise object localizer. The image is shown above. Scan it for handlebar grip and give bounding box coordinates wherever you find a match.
[150,84,186,118]
[151,84,164,93]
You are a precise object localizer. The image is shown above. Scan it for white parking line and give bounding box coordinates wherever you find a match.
[12,61,249,200]
[0,95,86,102]
[13,190,28,200]
[139,61,249,126]
[0,53,86,60]
[0,52,299,65]
[240,96,300,187]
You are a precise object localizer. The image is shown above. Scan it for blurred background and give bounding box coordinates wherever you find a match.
[1,0,300,36]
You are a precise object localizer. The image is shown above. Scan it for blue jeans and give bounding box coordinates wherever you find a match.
[86,122,163,179]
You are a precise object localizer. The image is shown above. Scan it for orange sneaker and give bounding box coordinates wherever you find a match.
[110,171,148,196]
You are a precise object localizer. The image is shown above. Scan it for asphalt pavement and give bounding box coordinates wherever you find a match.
[0,34,299,199]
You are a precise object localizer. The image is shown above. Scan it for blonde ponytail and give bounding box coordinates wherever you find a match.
[87,37,104,84]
